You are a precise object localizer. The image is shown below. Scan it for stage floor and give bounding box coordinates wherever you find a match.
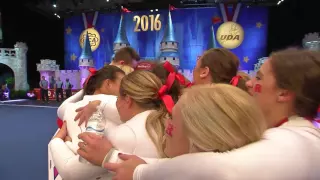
[0,102,58,180]
[0,99,62,108]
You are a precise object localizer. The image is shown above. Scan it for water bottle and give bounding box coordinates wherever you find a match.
[79,108,105,163]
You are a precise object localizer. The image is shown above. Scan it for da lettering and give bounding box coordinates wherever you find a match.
[220,35,240,41]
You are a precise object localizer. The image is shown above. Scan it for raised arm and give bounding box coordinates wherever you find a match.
[57,89,84,119]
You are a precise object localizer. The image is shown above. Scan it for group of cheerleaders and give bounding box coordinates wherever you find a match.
[49,46,320,180]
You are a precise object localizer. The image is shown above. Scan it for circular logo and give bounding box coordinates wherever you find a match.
[79,28,100,52]
[216,22,244,49]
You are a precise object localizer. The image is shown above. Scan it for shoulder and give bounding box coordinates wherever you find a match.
[99,95,117,103]
[108,125,136,153]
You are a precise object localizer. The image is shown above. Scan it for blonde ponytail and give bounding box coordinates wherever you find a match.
[145,105,168,157]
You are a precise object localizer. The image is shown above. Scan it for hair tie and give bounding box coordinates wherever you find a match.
[230,75,242,86]
[84,68,98,85]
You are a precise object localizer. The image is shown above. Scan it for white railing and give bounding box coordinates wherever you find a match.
[0,48,16,57]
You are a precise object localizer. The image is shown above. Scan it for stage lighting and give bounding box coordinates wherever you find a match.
[52,0,57,8]
[277,0,284,5]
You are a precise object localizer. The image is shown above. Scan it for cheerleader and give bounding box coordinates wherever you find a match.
[111,48,320,180]
[57,47,139,120]
[49,65,125,180]
[50,70,173,179]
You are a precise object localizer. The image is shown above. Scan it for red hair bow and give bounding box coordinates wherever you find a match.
[163,61,189,87]
[230,75,241,86]
[57,117,63,129]
[185,82,193,88]
[84,68,98,85]
[158,67,176,114]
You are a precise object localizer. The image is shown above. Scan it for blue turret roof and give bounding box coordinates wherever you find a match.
[79,31,93,60]
[208,25,218,49]
[114,14,130,45]
[159,51,179,58]
[161,11,176,43]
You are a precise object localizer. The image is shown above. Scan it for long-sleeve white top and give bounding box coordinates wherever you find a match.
[50,106,159,180]
[133,116,320,180]
[57,89,84,120]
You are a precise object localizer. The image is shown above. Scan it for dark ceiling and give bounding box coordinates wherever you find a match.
[4,0,281,18]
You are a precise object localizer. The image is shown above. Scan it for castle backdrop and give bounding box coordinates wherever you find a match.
[64,7,269,71]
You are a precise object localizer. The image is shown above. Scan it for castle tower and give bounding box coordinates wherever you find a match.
[303,32,320,51]
[36,59,60,81]
[208,25,218,49]
[159,11,180,67]
[14,42,30,90]
[79,31,94,86]
[112,14,130,60]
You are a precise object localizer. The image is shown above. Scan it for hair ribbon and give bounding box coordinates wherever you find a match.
[163,61,190,87]
[84,68,98,85]
[230,75,242,86]
[158,67,176,114]
[57,117,63,129]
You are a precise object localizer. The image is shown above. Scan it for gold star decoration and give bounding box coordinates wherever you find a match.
[256,22,263,28]
[70,53,77,61]
[101,28,105,32]
[66,26,72,34]
[243,56,249,63]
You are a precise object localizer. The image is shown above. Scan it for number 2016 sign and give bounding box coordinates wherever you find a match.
[133,14,162,32]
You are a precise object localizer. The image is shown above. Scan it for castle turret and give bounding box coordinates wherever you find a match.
[208,25,218,49]
[303,32,320,51]
[112,14,130,60]
[14,42,30,90]
[36,59,60,82]
[79,31,94,86]
[159,11,180,67]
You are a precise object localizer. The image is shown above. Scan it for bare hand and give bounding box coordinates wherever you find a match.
[77,132,113,166]
[53,121,67,140]
[104,154,147,180]
[74,100,101,126]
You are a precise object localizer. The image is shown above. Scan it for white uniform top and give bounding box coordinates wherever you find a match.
[49,102,159,180]
[57,89,84,120]
[133,116,320,180]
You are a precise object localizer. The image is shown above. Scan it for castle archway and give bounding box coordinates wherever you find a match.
[0,43,29,90]
[0,63,14,89]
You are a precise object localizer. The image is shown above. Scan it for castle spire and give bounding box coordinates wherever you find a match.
[159,10,180,67]
[79,31,94,87]
[114,14,130,46]
[208,25,218,49]
[79,31,93,60]
[161,11,176,43]
[112,14,130,60]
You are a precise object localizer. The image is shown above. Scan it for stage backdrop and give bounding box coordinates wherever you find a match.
[64,7,268,71]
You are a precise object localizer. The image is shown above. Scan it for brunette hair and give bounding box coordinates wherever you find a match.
[200,48,247,91]
[151,62,183,103]
[84,65,125,95]
[237,71,251,92]
[120,70,169,157]
[270,48,320,118]
[113,47,140,64]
